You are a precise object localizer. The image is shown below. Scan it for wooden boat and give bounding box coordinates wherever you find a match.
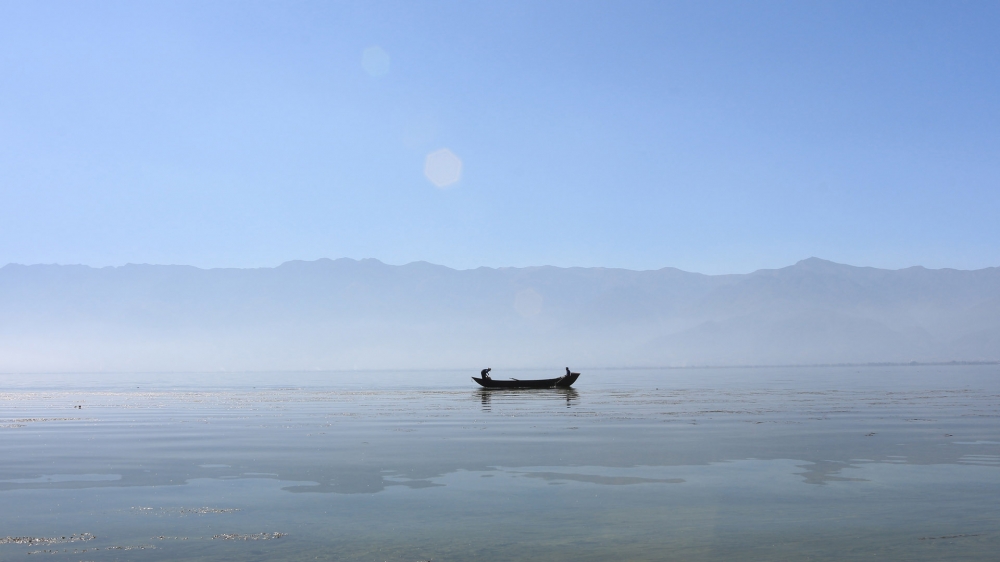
[472,371,580,389]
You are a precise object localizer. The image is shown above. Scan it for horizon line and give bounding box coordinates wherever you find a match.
[3,256,999,276]
[2,360,997,376]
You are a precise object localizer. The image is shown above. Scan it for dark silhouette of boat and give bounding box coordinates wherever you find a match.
[473,371,580,389]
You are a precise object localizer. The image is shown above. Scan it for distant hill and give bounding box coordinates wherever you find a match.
[1,258,998,372]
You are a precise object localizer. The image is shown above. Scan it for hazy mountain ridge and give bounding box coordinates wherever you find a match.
[1,258,998,372]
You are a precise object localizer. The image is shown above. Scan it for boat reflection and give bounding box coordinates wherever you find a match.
[477,388,579,411]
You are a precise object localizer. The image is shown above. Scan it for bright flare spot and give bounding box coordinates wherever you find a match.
[514,288,543,318]
[361,46,390,77]
[424,148,462,188]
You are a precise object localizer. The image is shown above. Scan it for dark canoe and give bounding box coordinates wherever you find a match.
[472,372,580,389]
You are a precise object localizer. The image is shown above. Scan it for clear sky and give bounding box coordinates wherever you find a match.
[1,1,998,274]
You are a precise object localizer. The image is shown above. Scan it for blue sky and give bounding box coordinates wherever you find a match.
[1,0,998,273]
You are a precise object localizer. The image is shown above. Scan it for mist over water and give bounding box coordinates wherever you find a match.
[2,258,999,372]
[2,365,998,561]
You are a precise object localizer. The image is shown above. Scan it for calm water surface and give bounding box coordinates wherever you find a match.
[1,366,999,561]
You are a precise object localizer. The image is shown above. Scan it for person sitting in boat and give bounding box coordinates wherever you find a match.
[565,367,571,377]
[481,368,492,380]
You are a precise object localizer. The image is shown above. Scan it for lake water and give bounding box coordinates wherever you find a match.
[2,365,999,561]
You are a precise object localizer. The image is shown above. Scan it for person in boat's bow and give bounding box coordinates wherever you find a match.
[565,367,571,377]
[481,368,491,380]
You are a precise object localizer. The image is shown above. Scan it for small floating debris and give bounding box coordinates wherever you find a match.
[131,506,240,515]
[153,536,189,541]
[1,533,94,545]
[26,544,155,554]
[181,507,241,514]
[212,533,286,541]
[2,417,88,428]
[0,418,82,424]
[919,533,980,540]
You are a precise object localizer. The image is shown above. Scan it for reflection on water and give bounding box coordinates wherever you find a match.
[1,366,999,561]
[478,387,578,411]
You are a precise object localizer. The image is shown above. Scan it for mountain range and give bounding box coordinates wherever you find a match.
[1,257,998,372]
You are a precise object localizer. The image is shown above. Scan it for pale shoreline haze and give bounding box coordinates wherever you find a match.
[2,257,997,373]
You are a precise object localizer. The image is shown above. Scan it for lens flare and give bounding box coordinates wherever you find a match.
[514,288,543,318]
[424,148,462,188]
[361,46,390,77]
